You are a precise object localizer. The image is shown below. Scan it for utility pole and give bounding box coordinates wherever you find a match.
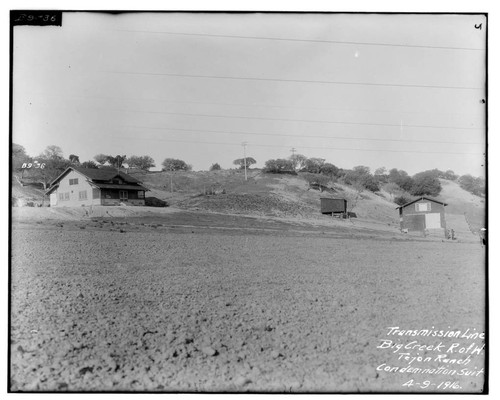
[290,147,297,171]
[242,142,248,181]
[170,166,173,193]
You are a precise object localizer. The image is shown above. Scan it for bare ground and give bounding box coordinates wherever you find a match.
[10,210,486,393]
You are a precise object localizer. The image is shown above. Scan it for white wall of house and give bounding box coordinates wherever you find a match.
[52,170,100,207]
[49,193,57,206]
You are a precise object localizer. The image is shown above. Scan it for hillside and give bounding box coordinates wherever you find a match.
[128,169,401,230]
[11,175,47,206]
[128,170,486,233]
[12,169,486,235]
[435,179,486,233]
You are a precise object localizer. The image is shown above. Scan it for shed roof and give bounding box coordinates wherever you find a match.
[395,196,448,209]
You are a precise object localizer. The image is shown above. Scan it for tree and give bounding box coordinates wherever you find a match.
[289,154,307,171]
[69,154,80,164]
[458,174,485,196]
[410,171,442,197]
[41,145,64,161]
[302,173,331,192]
[32,146,70,189]
[264,158,295,173]
[127,155,155,171]
[374,167,387,176]
[394,195,413,206]
[12,143,27,158]
[12,143,30,171]
[320,163,340,178]
[233,157,256,169]
[343,166,380,192]
[93,154,127,168]
[303,158,325,173]
[383,182,401,200]
[108,155,127,168]
[209,163,221,171]
[94,154,110,165]
[162,158,191,193]
[374,167,388,183]
[388,168,414,192]
[162,158,191,171]
[81,160,99,169]
[444,170,458,181]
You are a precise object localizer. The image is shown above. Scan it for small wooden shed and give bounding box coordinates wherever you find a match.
[320,198,347,215]
[396,196,448,235]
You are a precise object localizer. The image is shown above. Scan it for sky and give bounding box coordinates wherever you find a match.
[12,12,487,176]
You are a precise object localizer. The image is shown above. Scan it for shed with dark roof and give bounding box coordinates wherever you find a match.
[396,196,448,235]
[46,166,148,207]
[320,198,347,215]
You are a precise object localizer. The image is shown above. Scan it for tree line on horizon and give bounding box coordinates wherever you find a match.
[12,143,485,199]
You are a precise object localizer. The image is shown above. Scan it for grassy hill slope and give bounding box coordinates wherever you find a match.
[12,169,486,235]
[435,179,486,232]
[11,175,47,206]
[130,169,401,229]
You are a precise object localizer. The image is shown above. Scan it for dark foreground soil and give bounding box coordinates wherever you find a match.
[10,213,486,393]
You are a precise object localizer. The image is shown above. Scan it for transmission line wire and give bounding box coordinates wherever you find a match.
[115,29,485,52]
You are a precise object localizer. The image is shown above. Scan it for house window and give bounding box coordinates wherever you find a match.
[79,190,88,200]
[113,179,121,184]
[138,191,144,199]
[119,190,128,201]
[69,178,79,185]
[415,202,431,212]
[59,193,64,201]
[64,192,70,200]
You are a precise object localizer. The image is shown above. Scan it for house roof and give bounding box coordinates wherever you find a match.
[71,166,142,183]
[89,183,148,191]
[395,196,448,209]
[46,166,145,194]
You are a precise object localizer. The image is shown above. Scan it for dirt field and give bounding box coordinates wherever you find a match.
[10,210,486,393]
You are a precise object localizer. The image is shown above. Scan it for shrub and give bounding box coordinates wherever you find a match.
[302,158,325,173]
[343,166,380,192]
[458,174,485,196]
[162,158,191,171]
[410,171,442,197]
[388,168,414,192]
[209,163,221,171]
[264,158,295,173]
[302,173,331,191]
[145,197,168,207]
[394,195,412,206]
[320,163,340,177]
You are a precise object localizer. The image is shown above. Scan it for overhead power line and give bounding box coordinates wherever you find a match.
[118,136,483,156]
[26,91,483,118]
[109,70,483,91]
[115,29,485,52]
[113,109,482,131]
[124,124,483,145]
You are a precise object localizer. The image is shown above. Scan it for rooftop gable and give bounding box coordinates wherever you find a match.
[47,166,143,189]
[72,166,141,183]
[396,196,448,209]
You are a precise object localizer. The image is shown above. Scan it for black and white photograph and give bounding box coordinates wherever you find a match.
[9,8,488,393]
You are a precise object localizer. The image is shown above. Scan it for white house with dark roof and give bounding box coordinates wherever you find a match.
[46,166,148,207]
